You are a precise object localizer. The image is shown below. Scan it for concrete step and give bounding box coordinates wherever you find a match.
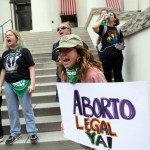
[30,92,56,104]
[35,63,56,69]
[2,115,61,135]
[26,40,94,46]
[2,92,56,105]
[36,75,56,83]
[28,47,51,52]
[0,131,83,150]
[34,57,52,63]
[1,102,60,119]
[32,52,51,58]
[35,68,56,76]
[35,83,56,93]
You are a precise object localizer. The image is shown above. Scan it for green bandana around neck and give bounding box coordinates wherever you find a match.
[66,64,79,84]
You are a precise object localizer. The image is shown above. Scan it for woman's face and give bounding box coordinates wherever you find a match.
[59,48,80,69]
[57,23,71,38]
[108,12,116,23]
[5,31,17,49]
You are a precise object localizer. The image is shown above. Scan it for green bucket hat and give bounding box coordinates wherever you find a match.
[54,34,84,52]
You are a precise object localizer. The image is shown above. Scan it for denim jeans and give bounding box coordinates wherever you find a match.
[0,96,4,136]
[4,81,38,137]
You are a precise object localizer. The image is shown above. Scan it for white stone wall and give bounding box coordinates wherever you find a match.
[123,0,138,11]
[31,0,53,31]
[87,15,99,47]
[123,27,150,111]
[123,0,150,11]
[86,0,105,16]
[138,0,150,10]
[123,27,150,87]
[76,0,87,27]
[0,0,12,34]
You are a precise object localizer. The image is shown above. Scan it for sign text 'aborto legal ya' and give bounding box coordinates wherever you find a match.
[57,82,150,150]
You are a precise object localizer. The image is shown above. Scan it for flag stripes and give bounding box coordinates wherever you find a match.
[106,0,122,11]
[60,0,77,16]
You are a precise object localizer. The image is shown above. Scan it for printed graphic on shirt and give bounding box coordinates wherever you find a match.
[107,30,118,45]
[4,52,21,73]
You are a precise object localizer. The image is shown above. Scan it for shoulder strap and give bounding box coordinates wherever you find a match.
[101,26,107,37]
[98,26,107,42]
[116,26,121,38]
[102,26,120,37]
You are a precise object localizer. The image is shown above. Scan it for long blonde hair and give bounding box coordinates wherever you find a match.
[3,29,26,51]
[58,46,103,81]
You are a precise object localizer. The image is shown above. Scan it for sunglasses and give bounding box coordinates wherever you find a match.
[57,26,70,31]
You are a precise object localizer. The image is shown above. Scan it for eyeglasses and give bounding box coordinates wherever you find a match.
[57,26,70,31]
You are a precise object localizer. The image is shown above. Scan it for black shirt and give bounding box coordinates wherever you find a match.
[98,25,124,58]
[2,48,35,83]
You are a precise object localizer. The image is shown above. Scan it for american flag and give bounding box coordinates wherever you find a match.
[106,0,122,11]
[60,0,77,16]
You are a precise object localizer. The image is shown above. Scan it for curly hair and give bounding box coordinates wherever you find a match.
[3,29,26,51]
[57,46,103,81]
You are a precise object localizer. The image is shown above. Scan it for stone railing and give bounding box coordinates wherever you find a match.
[121,6,150,37]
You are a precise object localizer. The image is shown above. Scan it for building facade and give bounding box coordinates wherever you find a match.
[0,0,149,32]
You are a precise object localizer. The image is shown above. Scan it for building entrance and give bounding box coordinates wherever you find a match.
[10,0,32,31]
[61,15,78,27]
[16,4,32,31]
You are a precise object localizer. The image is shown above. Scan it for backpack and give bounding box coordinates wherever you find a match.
[97,26,121,52]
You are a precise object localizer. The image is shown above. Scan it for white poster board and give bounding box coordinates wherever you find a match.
[57,82,150,150]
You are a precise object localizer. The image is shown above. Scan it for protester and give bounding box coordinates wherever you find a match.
[52,21,72,102]
[92,10,125,82]
[0,29,38,145]
[52,21,88,102]
[96,9,108,53]
[54,34,107,150]
[0,58,4,143]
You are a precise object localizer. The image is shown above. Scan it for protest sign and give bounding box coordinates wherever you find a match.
[57,81,150,150]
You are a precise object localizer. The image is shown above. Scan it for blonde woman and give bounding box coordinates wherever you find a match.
[0,29,38,145]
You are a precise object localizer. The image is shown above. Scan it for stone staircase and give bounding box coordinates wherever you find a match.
[0,28,98,150]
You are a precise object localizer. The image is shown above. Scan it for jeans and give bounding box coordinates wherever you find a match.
[0,96,4,136]
[4,81,38,137]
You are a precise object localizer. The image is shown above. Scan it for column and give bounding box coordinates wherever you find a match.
[31,0,52,31]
